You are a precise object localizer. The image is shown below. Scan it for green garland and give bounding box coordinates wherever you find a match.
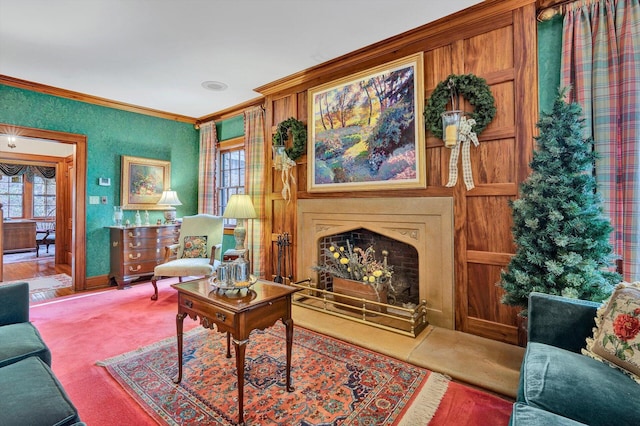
[424,74,496,139]
[272,117,307,161]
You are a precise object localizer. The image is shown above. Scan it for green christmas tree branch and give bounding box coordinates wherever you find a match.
[499,89,620,314]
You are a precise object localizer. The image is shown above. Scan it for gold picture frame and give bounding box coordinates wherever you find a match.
[307,52,425,192]
[121,155,171,210]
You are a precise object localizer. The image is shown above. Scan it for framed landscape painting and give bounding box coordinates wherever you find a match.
[121,156,170,210]
[307,52,425,192]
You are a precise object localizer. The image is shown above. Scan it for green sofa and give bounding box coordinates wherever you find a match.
[0,282,84,426]
[511,292,640,425]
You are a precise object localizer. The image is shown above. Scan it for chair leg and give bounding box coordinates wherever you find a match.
[151,277,159,301]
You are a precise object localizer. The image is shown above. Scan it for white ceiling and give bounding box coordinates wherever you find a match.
[0,0,483,119]
[0,135,74,157]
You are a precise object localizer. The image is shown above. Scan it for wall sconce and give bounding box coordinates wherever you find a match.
[272,143,287,170]
[442,110,463,149]
[157,189,182,223]
[222,194,257,250]
[441,78,462,149]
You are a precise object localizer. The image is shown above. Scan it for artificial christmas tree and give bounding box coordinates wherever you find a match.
[499,89,620,313]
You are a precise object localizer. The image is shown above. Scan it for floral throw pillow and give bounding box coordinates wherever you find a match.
[182,236,208,259]
[582,281,640,384]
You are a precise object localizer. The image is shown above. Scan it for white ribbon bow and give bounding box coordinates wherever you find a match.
[275,152,296,203]
[446,116,479,190]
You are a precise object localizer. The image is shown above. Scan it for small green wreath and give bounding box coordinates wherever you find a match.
[424,74,496,139]
[273,117,307,162]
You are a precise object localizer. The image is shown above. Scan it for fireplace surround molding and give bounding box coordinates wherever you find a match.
[297,197,454,329]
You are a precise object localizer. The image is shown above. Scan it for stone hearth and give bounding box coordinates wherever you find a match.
[296,197,454,329]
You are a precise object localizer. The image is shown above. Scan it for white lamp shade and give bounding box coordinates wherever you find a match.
[223,194,257,219]
[157,189,182,206]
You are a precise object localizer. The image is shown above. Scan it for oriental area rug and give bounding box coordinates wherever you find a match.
[99,323,450,425]
[2,273,72,294]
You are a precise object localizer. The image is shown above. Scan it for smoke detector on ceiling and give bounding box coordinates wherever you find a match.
[201,81,228,91]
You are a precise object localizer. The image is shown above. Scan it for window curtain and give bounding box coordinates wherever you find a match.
[0,163,55,180]
[243,107,266,278]
[198,121,218,214]
[561,0,640,280]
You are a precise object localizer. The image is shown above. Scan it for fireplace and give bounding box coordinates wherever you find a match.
[296,197,454,329]
[317,229,420,307]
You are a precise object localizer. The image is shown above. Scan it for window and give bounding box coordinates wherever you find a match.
[33,175,56,218]
[0,175,24,219]
[218,144,245,226]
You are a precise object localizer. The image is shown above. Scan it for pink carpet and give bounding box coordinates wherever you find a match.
[30,279,512,425]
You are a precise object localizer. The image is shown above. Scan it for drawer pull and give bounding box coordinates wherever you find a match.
[128,265,142,272]
[128,253,141,259]
[128,242,141,248]
[156,229,160,234]
[216,312,226,322]
[127,231,140,237]
[185,300,193,308]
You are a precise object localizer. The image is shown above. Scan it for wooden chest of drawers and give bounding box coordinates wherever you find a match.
[109,224,180,288]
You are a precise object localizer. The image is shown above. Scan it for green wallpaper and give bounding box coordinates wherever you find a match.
[538,15,563,114]
[216,115,244,141]
[0,85,199,278]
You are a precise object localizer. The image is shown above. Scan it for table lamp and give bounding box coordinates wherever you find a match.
[223,194,257,250]
[157,189,182,223]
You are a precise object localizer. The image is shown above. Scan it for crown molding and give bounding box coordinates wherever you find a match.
[0,75,197,124]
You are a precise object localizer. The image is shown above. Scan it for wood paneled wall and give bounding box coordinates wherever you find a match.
[213,0,539,344]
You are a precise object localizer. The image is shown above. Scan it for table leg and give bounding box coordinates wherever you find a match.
[284,317,295,392]
[173,312,186,384]
[226,332,232,358]
[234,338,248,425]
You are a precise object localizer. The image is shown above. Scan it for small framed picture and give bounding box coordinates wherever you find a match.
[121,156,170,210]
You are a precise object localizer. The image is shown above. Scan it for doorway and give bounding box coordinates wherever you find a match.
[0,124,87,291]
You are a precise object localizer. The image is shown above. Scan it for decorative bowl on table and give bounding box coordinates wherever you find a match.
[212,274,258,293]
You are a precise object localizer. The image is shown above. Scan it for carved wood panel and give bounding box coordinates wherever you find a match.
[258,0,538,345]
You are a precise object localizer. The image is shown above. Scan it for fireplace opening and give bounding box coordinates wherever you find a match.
[317,229,420,308]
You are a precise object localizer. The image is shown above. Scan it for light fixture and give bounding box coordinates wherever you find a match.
[272,142,287,169]
[201,81,228,91]
[157,189,182,223]
[442,78,462,149]
[442,110,463,148]
[222,194,257,250]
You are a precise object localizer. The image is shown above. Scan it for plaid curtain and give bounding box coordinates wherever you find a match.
[243,107,266,277]
[561,0,640,280]
[198,121,218,214]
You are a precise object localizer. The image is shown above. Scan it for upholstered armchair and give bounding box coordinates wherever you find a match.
[150,214,224,300]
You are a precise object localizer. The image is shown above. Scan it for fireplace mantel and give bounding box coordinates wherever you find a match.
[297,197,454,329]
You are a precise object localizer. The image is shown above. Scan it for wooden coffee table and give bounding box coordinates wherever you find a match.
[171,279,300,425]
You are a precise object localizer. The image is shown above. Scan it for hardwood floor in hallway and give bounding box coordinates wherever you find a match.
[2,255,74,301]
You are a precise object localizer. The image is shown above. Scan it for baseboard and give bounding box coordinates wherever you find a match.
[86,274,111,290]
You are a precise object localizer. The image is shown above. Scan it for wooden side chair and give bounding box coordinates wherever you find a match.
[35,221,55,257]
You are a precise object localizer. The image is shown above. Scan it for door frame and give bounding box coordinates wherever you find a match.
[0,123,87,291]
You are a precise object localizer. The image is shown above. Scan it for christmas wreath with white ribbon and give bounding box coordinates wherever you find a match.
[272,118,307,202]
[424,74,496,190]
